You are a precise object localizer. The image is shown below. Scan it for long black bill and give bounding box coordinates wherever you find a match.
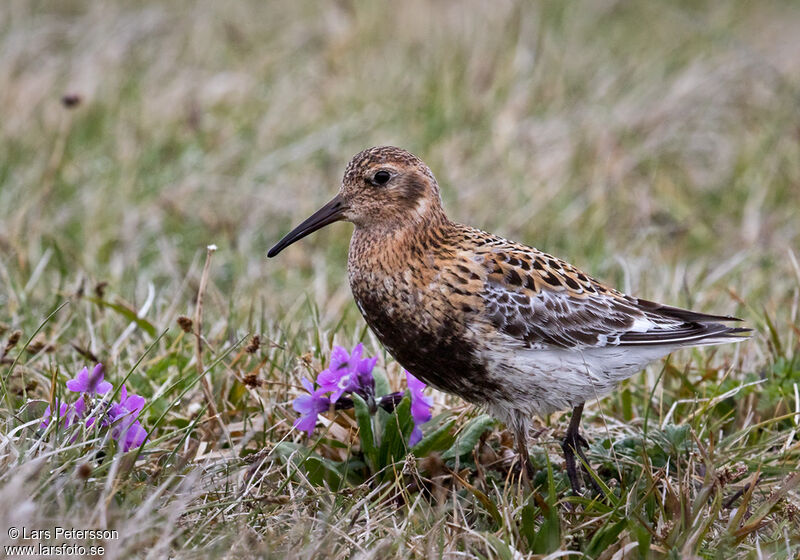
[267,195,348,258]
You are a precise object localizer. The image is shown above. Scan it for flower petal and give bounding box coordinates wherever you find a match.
[406,371,425,393]
[98,380,113,394]
[355,356,377,392]
[356,356,377,375]
[411,400,433,425]
[41,400,70,428]
[329,386,346,404]
[66,367,90,392]
[293,413,318,436]
[120,421,147,451]
[406,370,433,427]
[40,406,52,428]
[122,393,146,417]
[316,368,341,389]
[409,425,423,447]
[350,343,363,364]
[73,396,87,417]
[87,364,110,394]
[293,394,314,414]
[329,346,350,371]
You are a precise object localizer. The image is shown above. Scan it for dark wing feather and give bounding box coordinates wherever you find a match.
[480,264,750,349]
[458,228,751,350]
[617,299,750,345]
[483,283,633,347]
[636,298,743,324]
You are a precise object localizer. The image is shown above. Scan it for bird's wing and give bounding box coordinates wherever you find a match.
[459,239,748,349]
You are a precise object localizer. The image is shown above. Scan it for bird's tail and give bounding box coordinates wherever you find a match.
[620,299,753,347]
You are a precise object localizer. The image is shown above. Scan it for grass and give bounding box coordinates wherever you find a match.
[1,0,800,557]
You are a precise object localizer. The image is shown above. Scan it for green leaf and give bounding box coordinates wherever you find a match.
[271,442,346,489]
[412,419,456,457]
[762,307,783,358]
[17,400,49,423]
[531,454,561,554]
[451,472,503,527]
[302,455,344,489]
[352,393,378,471]
[631,521,652,559]
[86,297,158,337]
[441,414,494,460]
[621,384,633,421]
[734,471,800,539]
[520,497,538,549]
[142,351,181,382]
[377,396,413,474]
[586,517,627,557]
[484,534,514,560]
[373,367,391,399]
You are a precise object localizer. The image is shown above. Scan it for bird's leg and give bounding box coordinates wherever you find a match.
[561,407,582,494]
[515,428,535,486]
[513,422,535,488]
[574,434,603,495]
[561,403,601,495]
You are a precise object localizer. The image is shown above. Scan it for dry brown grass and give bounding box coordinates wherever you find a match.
[1,1,800,557]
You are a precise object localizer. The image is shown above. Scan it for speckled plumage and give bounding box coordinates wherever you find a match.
[269,146,750,491]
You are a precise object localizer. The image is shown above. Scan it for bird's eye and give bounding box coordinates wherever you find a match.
[372,170,392,186]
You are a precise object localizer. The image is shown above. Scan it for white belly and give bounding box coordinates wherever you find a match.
[479,342,675,418]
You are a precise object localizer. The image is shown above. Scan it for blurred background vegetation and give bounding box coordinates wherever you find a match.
[1,1,799,557]
[3,0,799,320]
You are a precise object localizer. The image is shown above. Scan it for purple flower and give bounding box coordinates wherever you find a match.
[74,395,106,431]
[317,344,378,402]
[355,355,377,394]
[81,395,113,430]
[317,367,359,404]
[108,385,147,451]
[113,385,146,419]
[41,399,74,428]
[38,363,149,452]
[111,413,147,451]
[118,420,147,451]
[66,364,112,395]
[317,345,361,402]
[292,377,331,436]
[330,344,363,373]
[406,371,433,446]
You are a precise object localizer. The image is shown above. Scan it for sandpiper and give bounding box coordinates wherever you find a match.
[268,146,750,493]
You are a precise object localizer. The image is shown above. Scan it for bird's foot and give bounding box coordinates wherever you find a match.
[561,432,602,496]
[510,449,536,488]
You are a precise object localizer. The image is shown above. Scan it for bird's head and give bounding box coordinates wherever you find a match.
[268,146,444,257]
